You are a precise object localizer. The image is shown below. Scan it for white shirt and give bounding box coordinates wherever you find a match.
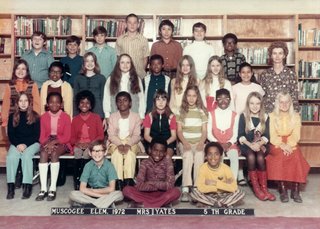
[118,117,130,140]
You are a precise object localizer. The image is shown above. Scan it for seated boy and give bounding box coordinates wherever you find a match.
[69,140,123,208]
[123,138,181,208]
[190,142,245,208]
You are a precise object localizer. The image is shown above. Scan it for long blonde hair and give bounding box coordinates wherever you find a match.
[243,92,266,134]
[179,85,207,123]
[201,55,226,97]
[174,55,198,94]
[272,91,296,129]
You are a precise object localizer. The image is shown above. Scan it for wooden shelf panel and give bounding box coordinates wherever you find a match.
[298,78,320,80]
[299,99,320,102]
[238,37,295,42]
[299,46,320,51]
[299,140,320,145]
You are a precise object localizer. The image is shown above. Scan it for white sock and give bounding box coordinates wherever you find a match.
[226,150,239,180]
[39,163,48,192]
[182,186,189,193]
[49,162,60,192]
[238,168,245,180]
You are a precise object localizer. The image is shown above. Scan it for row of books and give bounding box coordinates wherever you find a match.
[14,16,72,36]
[15,38,67,56]
[301,103,320,121]
[86,18,145,37]
[298,60,320,78]
[0,38,10,54]
[298,24,320,46]
[157,17,182,36]
[299,81,320,99]
[238,47,268,65]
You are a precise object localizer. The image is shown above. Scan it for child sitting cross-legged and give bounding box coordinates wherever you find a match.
[69,140,123,208]
[190,142,245,208]
[123,138,181,208]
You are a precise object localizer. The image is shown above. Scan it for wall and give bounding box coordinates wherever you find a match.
[0,0,319,15]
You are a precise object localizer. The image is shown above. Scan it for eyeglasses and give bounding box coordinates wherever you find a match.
[92,149,105,153]
[216,97,230,101]
[50,70,62,75]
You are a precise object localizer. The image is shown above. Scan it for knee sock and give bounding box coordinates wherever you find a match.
[238,168,245,181]
[49,162,60,191]
[39,163,48,192]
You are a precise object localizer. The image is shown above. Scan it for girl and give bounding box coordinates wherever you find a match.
[40,61,73,117]
[36,92,71,201]
[266,92,310,203]
[108,92,141,189]
[232,62,265,114]
[199,55,233,112]
[143,89,177,158]
[70,90,104,190]
[169,55,198,115]
[1,59,40,127]
[103,53,145,122]
[6,92,40,199]
[177,85,208,202]
[260,41,299,113]
[238,92,275,201]
[74,52,106,119]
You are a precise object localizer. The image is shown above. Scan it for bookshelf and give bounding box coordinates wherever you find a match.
[0,13,320,166]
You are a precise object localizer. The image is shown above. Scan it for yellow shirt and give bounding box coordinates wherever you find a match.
[196,162,237,194]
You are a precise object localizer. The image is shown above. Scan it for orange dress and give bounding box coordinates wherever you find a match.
[266,112,310,183]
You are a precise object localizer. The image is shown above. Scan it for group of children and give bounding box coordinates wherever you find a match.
[2,13,310,209]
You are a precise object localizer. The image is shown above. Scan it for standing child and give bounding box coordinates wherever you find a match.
[87,26,117,79]
[190,142,245,207]
[266,92,309,203]
[232,62,265,114]
[116,13,149,79]
[108,92,141,189]
[143,90,177,158]
[69,140,123,208]
[103,54,145,121]
[220,33,246,84]
[40,62,73,117]
[123,139,181,208]
[169,55,198,115]
[6,92,40,199]
[144,54,171,113]
[1,59,40,127]
[74,52,106,118]
[21,31,55,89]
[177,86,208,202]
[60,35,83,87]
[70,90,104,190]
[36,92,71,201]
[199,55,234,112]
[150,19,183,78]
[207,89,240,183]
[238,92,275,201]
[183,22,214,80]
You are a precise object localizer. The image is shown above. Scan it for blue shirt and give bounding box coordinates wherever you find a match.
[80,159,118,188]
[60,54,83,87]
[21,49,55,89]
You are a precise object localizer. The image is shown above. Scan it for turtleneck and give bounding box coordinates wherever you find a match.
[49,110,62,135]
[120,72,131,91]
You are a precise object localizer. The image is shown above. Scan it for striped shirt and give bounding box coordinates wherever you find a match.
[177,108,208,144]
[116,32,149,79]
[21,49,55,89]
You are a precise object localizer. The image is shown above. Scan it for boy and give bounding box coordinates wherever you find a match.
[190,142,245,207]
[144,54,171,113]
[220,33,246,84]
[207,88,245,184]
[150,20,183,78]
[60,35,83,87]
[108,92,141,189]
[87,26,117,79]
[123,138,181,208]
[21,31,55,89]
[183,22,214,80]
[116,13,149,79]
[69,140,123,208]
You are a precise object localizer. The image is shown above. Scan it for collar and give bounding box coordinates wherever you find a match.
[248,114,268,131]
[48,79,63,88]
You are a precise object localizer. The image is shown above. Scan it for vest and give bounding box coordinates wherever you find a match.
[9,81,34,114]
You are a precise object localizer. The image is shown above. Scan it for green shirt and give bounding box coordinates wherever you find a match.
[80,159,118,188]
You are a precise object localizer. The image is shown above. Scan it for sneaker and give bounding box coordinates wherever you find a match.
[237,179,247,186]
[180,192,190,202]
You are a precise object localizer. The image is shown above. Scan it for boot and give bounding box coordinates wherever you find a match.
[57,160,66,186]
[22,184,32,199]
[73,159,82,190]
[15,161,23,189]
[248,170,267,201]
[6,183,15,199]
[279,181,289,203]
[115,179,124,191]
[123,178,135,187]
[291,182,302,203]
[257,170,276,201]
